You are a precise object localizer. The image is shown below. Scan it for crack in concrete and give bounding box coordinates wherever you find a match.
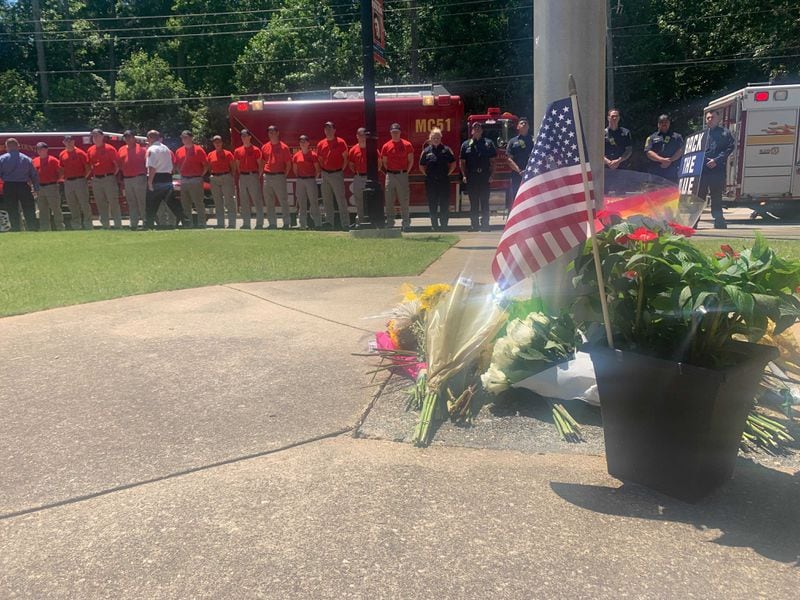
[0,427,353,522]
[222,284,374,334]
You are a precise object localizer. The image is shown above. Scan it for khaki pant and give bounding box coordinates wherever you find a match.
[262,173,290,228]
[238,173,263,228]
[124,175,147,229]
[385,171,410,228]
[64,178,93,230]
[180,177,206,228]
[210,173,236,228]
[91,175,122,228]
[350,174,368,223]
[321,170,350,228]
[295,178,320,229]
[37,184,64,231]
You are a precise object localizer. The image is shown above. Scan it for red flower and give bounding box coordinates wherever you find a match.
[795,286,800,294]
[615,234,630,245]
[668,221,696,237]
[628,227,658,243]
[623,270,638,280]
[719,244,740,258]
[714,252,726,259]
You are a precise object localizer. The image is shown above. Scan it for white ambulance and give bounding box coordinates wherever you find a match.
[705,83,800,218]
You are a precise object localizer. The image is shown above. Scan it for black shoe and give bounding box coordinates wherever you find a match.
[468,226,479,232]
[480,226,491,232]
[714,220,728,229]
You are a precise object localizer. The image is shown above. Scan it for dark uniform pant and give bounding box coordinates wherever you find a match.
[468,175,491,229]
[508,173,522,212]
[1,181,38,231]
[426,178,449,229]
[697,174,725,222]
[145,177,186,229]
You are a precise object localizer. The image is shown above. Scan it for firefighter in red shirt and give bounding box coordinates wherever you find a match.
[32,142,65,231]
[58,135,93,230]
[175,130,209,228]
[208,135,236,229]
[381,123,415,231]
[87,128,121,229]
[117,130,148,230]
[292,134,321,229]
[260,125,293,229]
[233,129,263,229]
[348,127,378,226]
[316,121,351,229]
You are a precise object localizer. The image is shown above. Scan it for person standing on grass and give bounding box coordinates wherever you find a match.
[348,127,374,226]
[260,125,293,229]
[381,123,415,231]
[174,130,209,228]
[117,130,148,230]
[87,128,122,229]
[32,142,65,231]
[207,135,237,229]
[0,137,39,231]
[292,135,321,230]
[144,130,187,230]
[419,127,455,231]
[233,129,263,230]
[316,121,350,230]
[59,135,93,230]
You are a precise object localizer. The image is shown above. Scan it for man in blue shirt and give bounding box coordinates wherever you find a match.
[604,108,632,170]
[0,138,40,231]
[644,114,684,182]
[506,117,534,212]
[697,110,735,229]
[460,122,497,232]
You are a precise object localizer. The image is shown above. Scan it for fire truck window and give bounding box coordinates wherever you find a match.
[482,124,503,148]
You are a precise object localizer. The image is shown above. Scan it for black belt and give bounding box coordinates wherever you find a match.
[239,171,257,175]
[264,172,285,176]
[123,174,146,178]
[386,169,407,174]
[298,175,316,179]
[211,172,230,176]
[322,168,342,174]
[66,176,85,181]
[40,182,57,187]
[93,174,113,179]
[355,172,367,176]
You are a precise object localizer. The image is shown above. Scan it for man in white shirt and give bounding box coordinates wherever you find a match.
[144,130,187,229]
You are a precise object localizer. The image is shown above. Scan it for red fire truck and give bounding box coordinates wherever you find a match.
[0,131,145,221]
[228,85,519,217]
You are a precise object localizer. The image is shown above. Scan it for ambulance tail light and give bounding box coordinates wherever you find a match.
[754,91,769,102]
[437,95,451,106]
[251,100,264,111]
[236,101,249,111]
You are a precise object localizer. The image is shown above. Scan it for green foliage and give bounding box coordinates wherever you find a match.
[0,70,46,129]
[572,218,800,367]
[115,50,190,136]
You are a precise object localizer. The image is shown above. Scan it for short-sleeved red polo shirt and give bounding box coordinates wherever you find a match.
[316,137,348,171]
[174,145,208,177]
[87,144,119,176]
[234,145,262,173]
[117,144,147,177]
[261,141,292,174]
[348,144,379,175]
[292,150,318,177]
[59,148,89,179]
[33,155,61,184]
[208,149,234,174]
[381,139,414,172]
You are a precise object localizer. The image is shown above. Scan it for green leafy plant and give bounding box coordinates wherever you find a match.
[572,216,800,368]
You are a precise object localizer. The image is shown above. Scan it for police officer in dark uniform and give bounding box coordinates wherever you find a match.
[460,122,497,232]
[697,109,735,229]
[644,114,685,182]
[506,117,534,211]
[419,127,456,231]
[604,108,632,169]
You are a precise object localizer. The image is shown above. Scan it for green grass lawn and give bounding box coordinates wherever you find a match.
[0,230,455,317]
[692,237,800,260]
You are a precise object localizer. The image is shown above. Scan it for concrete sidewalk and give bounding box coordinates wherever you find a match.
[1,228,798,598]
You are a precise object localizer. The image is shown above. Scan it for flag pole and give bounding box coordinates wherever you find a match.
[568,74,615,349]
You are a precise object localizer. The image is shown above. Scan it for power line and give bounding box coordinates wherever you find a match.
[613,47,800,71]
[609,5,800,31]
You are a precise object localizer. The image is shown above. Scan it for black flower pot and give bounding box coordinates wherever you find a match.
[590,342,778,502]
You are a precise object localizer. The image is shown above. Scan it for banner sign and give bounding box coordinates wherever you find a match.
[372,0,386,66]
[678,131,708,198]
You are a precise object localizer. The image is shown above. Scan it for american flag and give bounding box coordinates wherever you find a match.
[492,97,594,290]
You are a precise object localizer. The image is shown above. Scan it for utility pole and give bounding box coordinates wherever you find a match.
[108,2,118,124]
[606,0,616,109]
[31,0,49,103]
[409,0,419,82]
[360,0,385,228]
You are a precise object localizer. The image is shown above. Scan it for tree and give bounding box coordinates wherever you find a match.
[0,70,47,129]
[115,50,190,136]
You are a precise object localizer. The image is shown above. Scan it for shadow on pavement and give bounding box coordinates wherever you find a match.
[551,459,800,565]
